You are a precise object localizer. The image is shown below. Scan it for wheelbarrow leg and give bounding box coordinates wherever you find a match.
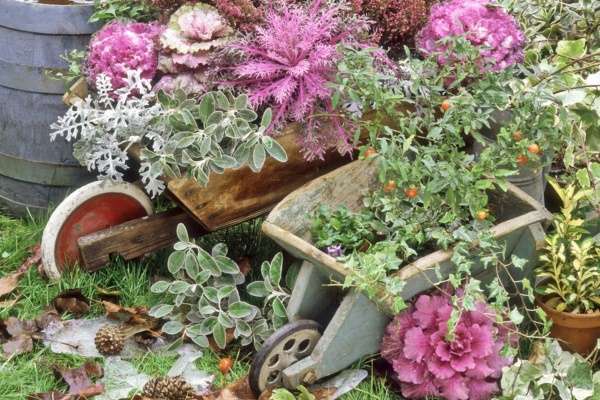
[282,289,390,388]
[287,261,342,326]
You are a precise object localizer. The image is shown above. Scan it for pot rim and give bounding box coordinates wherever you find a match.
[536,295,600,328]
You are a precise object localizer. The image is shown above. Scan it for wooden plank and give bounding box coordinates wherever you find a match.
[166,125,352,231]
[77,208,205,271]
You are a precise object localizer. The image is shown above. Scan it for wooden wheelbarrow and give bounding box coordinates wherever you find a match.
[40,120,352,279]
[248,159,552,395]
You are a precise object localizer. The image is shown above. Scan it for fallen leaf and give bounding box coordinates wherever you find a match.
[96,287,120,304]
[52,289,90,317]
[0,296,20,309]
[3,334,33,357]
[1,308,61,357]
[29,362,105,400]
[102,301,149,323]
[237,257,252,276]
[43,318,167,359]
[95,357,150,400]
[0,244,41,298]
[205,377,256,400]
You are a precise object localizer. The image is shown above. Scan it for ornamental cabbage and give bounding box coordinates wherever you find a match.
[229,0,363,160]
[86,21,162,91]
[381,292,517,400]
[416,0,525,71]
[156,3,233,95]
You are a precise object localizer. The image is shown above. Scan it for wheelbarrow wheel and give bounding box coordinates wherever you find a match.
[41,181,153,280]
[249,319,322,396]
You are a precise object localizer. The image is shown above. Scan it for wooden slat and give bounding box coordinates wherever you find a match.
[77,208,205,271]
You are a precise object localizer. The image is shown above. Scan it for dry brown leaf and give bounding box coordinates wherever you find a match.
[1,308,61,357]
[0,296,20,309]
[204,377,256,400]
[0,244,41,298]
[52,289,90,317]
[29,362,105,399]
[102,301,150,323]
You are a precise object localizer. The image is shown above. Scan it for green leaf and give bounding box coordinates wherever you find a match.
[176,223,189,242]
[270,389,297,400]
[556,39,586,60]
[212,323,227,349]
[217,285,235,300]
[167,251,185,275]
[228,301,254,319]
[272,297,287,319]
[252,143,266,171]
[261,108,273,128]
[235,94,248,110]
[168,280,190,294]
[162,320,184,335]
[269,253,284,286]
[185,252,199,280]
[211,243,228,257]
[509,308,524,325]
[197,248,221,277]
[263,137,288,162]
[576,169,591,188]
[190,334,209,348]
[203,287,219,303]
[149,304,174,318]
[214,255,240,275]
[150,281,170,294]
[247,281,269,297]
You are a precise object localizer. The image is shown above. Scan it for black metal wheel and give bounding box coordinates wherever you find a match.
[249,320,322,396]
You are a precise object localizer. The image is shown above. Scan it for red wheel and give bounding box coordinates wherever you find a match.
[41,181,153,279]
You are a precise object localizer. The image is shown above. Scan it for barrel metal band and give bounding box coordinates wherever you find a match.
[0,151,91,187]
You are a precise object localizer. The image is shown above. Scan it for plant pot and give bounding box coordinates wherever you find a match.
[536,296,600,355]
[471,110,551,204]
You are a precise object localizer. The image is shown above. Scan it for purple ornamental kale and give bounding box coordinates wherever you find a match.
[381,291,518,400]
[416,0,525,71]
[86,21,162,92]
[230,0,355,160]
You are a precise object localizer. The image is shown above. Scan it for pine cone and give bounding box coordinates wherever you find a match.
[94,325,125,356]
[142,376,195,400]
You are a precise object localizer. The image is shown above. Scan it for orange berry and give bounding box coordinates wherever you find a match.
[516,154,529,166]
[527,143,540,154]
[404,187,419,199]
[383,180,397,193]
[512,130,523,142]
[218,357,233,374]
[441,100,451,112]
[476,210,489,221]
[364,147,377,159]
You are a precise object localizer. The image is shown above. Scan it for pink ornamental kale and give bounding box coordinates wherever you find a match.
[86,21,162,91]
[230,0,354,160]
[381,292,517,400]
[416,0,525,71]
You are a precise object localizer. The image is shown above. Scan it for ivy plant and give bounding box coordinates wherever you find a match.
[149,223,277,349]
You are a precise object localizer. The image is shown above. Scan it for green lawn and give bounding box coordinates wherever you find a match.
[0,210,399,400]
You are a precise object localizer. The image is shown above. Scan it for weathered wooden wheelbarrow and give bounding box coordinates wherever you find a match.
[248,159,552,395]
[40,123,352,279]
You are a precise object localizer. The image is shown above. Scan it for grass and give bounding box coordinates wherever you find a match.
[0,210,400,400]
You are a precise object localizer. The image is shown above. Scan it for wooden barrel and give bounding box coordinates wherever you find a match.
[0,0,98,216]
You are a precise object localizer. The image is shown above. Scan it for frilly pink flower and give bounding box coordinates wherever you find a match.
[381,292,517,400]
[416,0,525,71]
[86,21,162,91]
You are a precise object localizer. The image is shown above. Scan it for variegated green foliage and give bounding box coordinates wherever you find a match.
[537,178,600,313]
[149,223,288,349]
[247,253,294,330]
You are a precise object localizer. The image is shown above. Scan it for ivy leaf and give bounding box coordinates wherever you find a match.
[509,308,524,325]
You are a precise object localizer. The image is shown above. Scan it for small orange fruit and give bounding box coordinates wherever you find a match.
[527,143,540,154]
[364,147,377,159]
[512,130,523,141]
[404,187,419,199]
[516,154,529,166]
[383,180,397,193]
[218,357,233,374]
[440,100,451,112]
[476,210,489,221]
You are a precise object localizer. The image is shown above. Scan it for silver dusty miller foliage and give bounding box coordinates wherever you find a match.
[50,69,288,197]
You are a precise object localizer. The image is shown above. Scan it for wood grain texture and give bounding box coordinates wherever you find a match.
[77,208,205,271]
[165,124,353,231]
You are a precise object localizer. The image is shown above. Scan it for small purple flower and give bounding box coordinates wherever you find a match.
[326,244,343,257]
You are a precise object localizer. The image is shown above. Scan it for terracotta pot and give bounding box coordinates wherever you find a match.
[537,296,600,355]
